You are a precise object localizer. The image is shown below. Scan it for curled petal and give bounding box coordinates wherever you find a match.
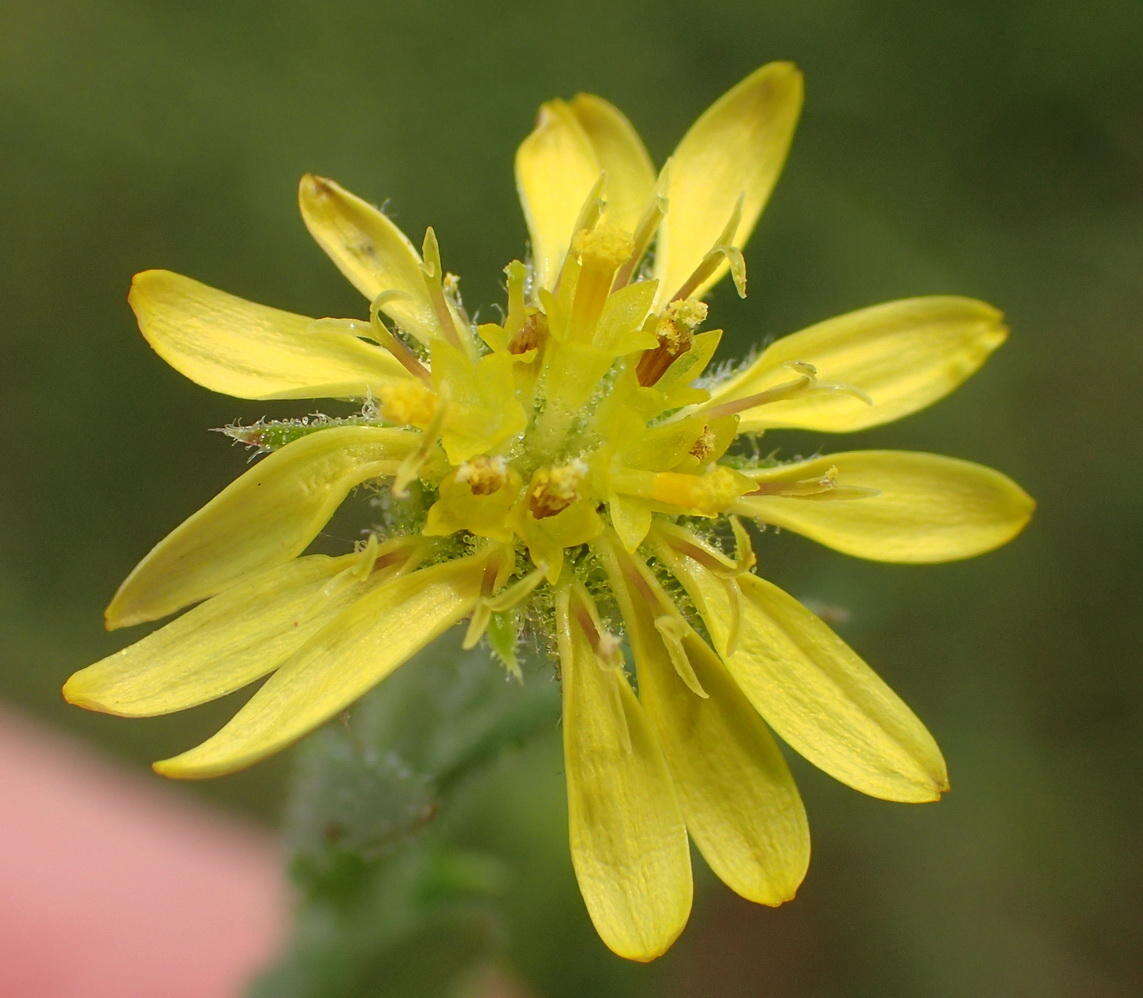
[736,450,1034,562]
[105,426,418,629]
[298,174,439,342]
[657,538,948,803]
[129,270,408,400]
[712,297,1007,433]
[515,101,601,289]
[556,585,691,961]
[154,556,487,779]
[654,62,803,306]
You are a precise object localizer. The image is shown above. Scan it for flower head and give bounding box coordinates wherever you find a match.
[64,63,1033,960]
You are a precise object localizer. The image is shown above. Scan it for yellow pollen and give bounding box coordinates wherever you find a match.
[574,223,634,270]
[689,426,716,462]
[568,223,633,338]
[636,300,707,386]
[456,456,508,495]
[656,315,693,354]
[529,459,588,519]
[382,381,438,427]
[665,299,708,330]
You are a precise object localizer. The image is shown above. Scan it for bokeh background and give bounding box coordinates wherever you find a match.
[4,0,1141,994]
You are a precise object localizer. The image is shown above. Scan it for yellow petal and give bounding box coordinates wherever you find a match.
[154,556,486,779]
[556,585,691,961]
[515,101,601,290]
[713,297,1007,433]
[657,539,948,802]
[599,544,809,905]
[106,426,417,629]
[568,94,655,235]
[129,270,408,400]
[432,343,528,464]
[607,492,653,552]
[654,62,803,305]
[737,450,1034,562]
[297,174,440,343]
[66,552,382,716]
[515,497,604,585]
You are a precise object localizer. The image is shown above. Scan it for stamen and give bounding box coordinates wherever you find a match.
[602,532,711,699]
[462,557,505,650]
[456,455,509,495]
[369,294,431,382]
[322,535,425,597]
[322,533,379,595]
[653,615,709,698]
[569,223,633,337]
[671,195,747,302]
[508,313,544,355]
[442,272,472,327]
[689,425,716,462]
[503,259,546,356]
[699,361,873,422]
[652,525,748,655]
[571,598,623,670]
[553,174,607,296]
[529,459,588,519]
[503,259,529,330]
[728,515,756,572]
[420,227,468,353]
[745,464,882,501]
[655,522,742,576]
[636,299,709,386]
[611,190,667,290]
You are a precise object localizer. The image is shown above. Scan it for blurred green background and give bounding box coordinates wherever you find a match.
[4,0,1141,994]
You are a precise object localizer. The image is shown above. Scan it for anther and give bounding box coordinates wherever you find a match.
[528,459,588,519]
[456,455,509,495]
[689,425,717,462]
[636,299,709,386]
[508,313,543,354]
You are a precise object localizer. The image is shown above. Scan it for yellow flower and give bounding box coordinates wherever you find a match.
[64,63,1033,960]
